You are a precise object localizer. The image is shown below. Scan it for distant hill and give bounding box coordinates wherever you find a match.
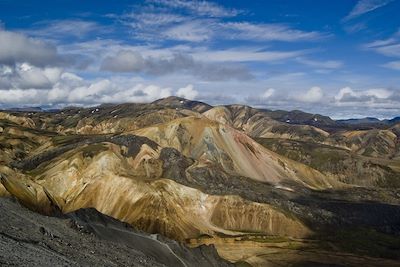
[337,117,381,125]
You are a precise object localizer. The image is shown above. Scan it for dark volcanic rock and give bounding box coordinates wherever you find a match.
[159,147,194,183]
[0,197,232,267]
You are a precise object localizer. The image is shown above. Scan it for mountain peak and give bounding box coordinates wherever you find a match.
[152,96,212,113]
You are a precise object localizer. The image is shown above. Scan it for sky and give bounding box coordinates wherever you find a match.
[0,0,400,118]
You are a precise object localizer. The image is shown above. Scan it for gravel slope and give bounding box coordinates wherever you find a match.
[0,197,232,267]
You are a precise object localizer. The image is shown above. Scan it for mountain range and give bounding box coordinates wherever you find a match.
[1,96,400,267]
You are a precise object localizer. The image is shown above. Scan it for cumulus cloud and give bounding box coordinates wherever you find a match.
[296,86,324,103]
[0,67,177,107]
[331,87,400,118]
[100,50,253,81]
[335,87,394,105]
[68,80,111,103]
[365,88,393,98]
[0,29,64,67]
[262,88,275,99]
[0,88,46,105]
[245,86,325,107]
[335,87,356,101]
[176,84,198,100]
[343,0,393,21]
[0,63,63,89]
[99,84,172,104]
[46,73,174,106]
[243,85,400,119]
[100,50,146,72]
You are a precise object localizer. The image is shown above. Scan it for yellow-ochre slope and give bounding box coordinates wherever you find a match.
[1,140,311,241]
[134,116,337,189]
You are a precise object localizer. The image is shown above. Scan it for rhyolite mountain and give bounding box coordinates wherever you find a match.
[1,96,400,267]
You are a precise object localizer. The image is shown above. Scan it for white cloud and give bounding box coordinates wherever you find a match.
[343,0,393,21]
[99,84,172,103]
[372,43,400,57]
[364,37,398,49]
[192,47,306,62]
[221,22,325,42]
[365,88,393,99]
[363,30,400,63]
[246,85,325,107]
[343,22,368,33]
[120,3,326,43]
[47,72,85,102]
[335,87,356,101]
[68,79,111,102]
[0,68,174,107]
[101,50,145,72]
[0,63,63,89]
[147,0,241,18]
[296,86,324,103]
[243,84,400,119]
[164,20,215,42]
[335,86,393,104]
[130,13,186,26]
[60,72,83,82]
[176,84,198,100]
[161,20,326,42]
[27,19,106,39]
[296,57,343,69]
[100,50,253,81]
[383,60,400,70]
[0,88,45,105]
[262,88,275,98]
[0,29,63,67]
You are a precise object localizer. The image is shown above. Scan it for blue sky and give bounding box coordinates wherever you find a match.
[0,0,400,118]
